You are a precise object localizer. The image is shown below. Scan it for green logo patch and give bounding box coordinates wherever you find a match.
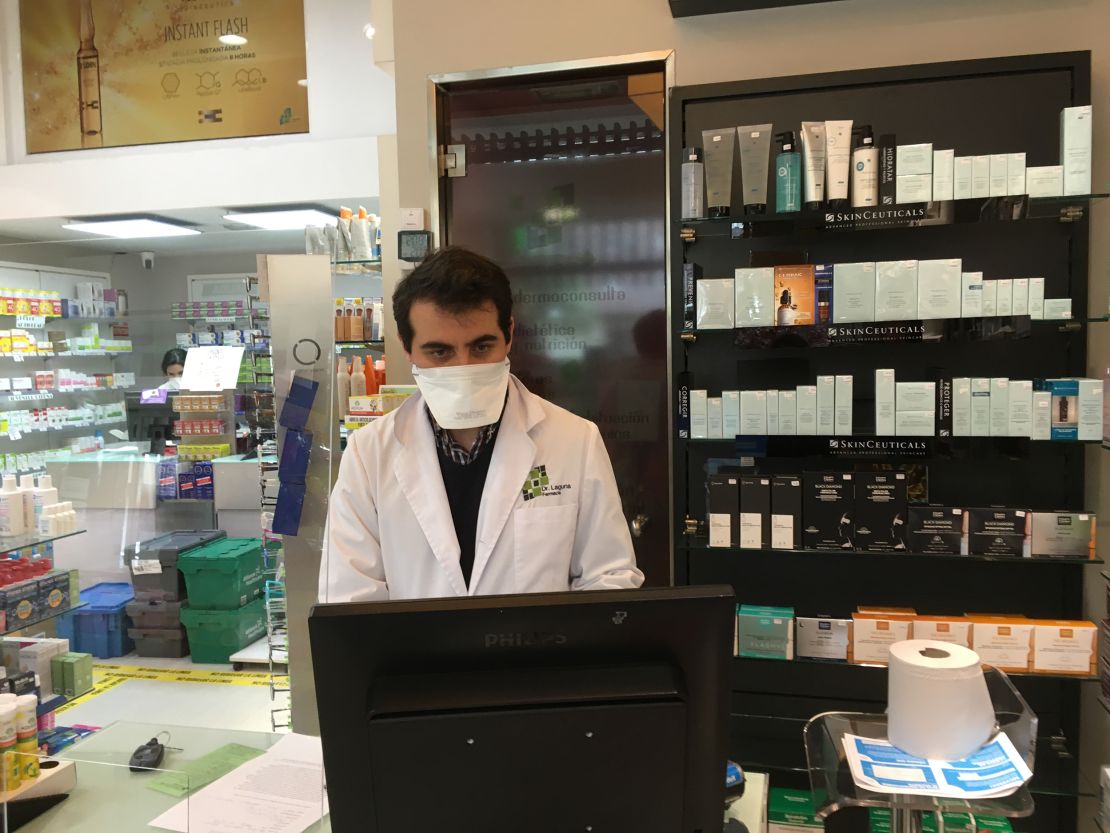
[522,465,550,502]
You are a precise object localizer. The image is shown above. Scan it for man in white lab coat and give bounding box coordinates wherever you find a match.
[321,247,644,602]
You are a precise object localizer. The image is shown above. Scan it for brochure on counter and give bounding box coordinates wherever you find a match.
[842,733,1032,799]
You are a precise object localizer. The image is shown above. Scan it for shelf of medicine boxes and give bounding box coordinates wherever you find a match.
[1,419,127,442]
[728,708,1098,799]
[0,351,132,359]
[676,192,1110,239]
[680,315,1105,348]
[1,388,138,404]
[685,540,1103,566]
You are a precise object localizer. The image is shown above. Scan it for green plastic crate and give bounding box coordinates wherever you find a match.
[180,600,266,664]
[178,538,264,611]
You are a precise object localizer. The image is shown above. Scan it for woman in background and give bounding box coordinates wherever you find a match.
[160,348,187,391]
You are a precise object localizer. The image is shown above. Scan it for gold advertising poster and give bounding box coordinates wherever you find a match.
[20,0,309,153]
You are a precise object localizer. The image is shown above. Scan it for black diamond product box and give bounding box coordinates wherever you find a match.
[854,472,908,551]
[803,472,855,550]
[908,506,966,554]
[739,476,771,549]
[966,507,1029,557]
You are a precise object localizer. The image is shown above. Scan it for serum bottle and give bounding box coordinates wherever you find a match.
[77,0,103,148]
[681,148,706,219]
[775,131,801,213]
[851,125,878,208]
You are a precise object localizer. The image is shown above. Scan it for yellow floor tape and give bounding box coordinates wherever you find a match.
[53,664,284,716]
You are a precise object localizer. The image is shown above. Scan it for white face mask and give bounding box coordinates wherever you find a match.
[412,359,510,429]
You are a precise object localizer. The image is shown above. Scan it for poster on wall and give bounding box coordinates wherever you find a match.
[19,0,309,153]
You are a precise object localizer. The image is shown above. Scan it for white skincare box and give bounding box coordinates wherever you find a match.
[1043,298,1073,320]
[767,389,780,435]
[874,260,919,321]
[1008,379,1033,437]
[1061,105,1093,196]
[989,153,1008,197]
[1012,278,1029,317]
[796,617,850,662]
[691,389,708,439]
[971,378,991,437]
[1028,278,1045,320]
[896,382,936,412]
[917,259,962,319]
[932,150,954,201]
[832,262,877,323]
[796,385,817,436]
[953,377,972,436]
[723,390,741,437]
[740,390,768,435]
[1007,152,1027,196]
[1032,391,1052,440]
[995,279,1013,316]
[913,618,972,649]
[972,155,991,198]
[989,377,1010,437]
[896,143,933,176]
[896,410,935,437]
[708,397,723,439]
[778,390,797,435]
[896,174,932,205]
[1026,165,1063,198]
[696,278,736,330]
[816,375,835,435]
[953,156,973,199]
[981,281,998,317]
[735,267,776,328]
[971,619,1034,673]
[851,614,913,664]
[960,272,984,318]
[1078,378,1104,441]
[1033,621,1096,675]
[875,369,896,436]
[834,375,853,435]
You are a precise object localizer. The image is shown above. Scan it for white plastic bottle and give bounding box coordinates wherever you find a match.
[32,475,58,533]
[336,358,351,417]
[17,476,34,535]
[63,502,77,533]
[851,125,878,208]
[0,476,25,538]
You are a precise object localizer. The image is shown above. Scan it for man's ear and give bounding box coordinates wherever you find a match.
[506,317,515,354]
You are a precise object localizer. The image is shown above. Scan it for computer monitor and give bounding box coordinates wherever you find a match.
[310,584,735,833]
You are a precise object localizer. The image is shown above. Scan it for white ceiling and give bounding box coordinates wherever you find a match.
[0,198,379,257]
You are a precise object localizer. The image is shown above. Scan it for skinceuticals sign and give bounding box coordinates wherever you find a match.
[19,0,308,153]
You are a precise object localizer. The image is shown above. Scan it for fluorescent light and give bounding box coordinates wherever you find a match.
[63,219,201,239]
[219,34,248,46]
[363,23,375,39]
[223,209,336,231]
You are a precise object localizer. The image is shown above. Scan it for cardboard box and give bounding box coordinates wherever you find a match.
[735,267,776,328]
[953,156,973,200]
[773,265,816,326]
[896,382,935,412]
[737,605,794,660]
[981,280,998,317]
[1026,165,1063,198]
[989,153,1009,197]
[1061,105,1093,196]
[855,472,908,552]
[896,174,932,205]
[952,377,971,437]
[766,389,779,435]
[803,472,854,550]
[852,611,914,664]
[816,375,835,435]
[874,261,918,322]
[834,375,853,435]
[907,506,965,554]
[895,410,935,437]
[778,390,797,435]
[1033,620,1096,674]
[690,389,708,439]
[770,475,802,550]
[832,262,877,324]
[989,378,1010,437]
[1006,152,1027,196]
[917,259,962,319]
[996,279,1013,317]
[51,652,95,697]
[739,476,771,550]
[971,378,991,436]
[1008,379,1033,438]
[896,143,933,176]
[696,278,735,330]
[971,617,1033,672]
[707,475,739,548]
[960,272,983,318]
[1030,512,1095,558]
[796,385,817,436]
[768,788,822,833]
[796,617,850,661]
[740,390,768,435]
[722,390,740,438]
[966,507,1028,557]
[875,369,895,436]
[708,397,723,439]
[913,616,972,648]
[933,149,954,201]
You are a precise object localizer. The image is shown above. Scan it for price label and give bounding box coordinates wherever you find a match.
[131,558,163,575]
[15,315,45,329]
[7,430,21,441]
[180,345,245,392]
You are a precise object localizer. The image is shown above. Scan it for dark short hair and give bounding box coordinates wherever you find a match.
[162,348,188,373]
[393,247,513,352]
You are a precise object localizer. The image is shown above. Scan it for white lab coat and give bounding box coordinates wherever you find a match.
[320,375,644,602]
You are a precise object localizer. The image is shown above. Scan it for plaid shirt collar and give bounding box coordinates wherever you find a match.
[426,407,502,465]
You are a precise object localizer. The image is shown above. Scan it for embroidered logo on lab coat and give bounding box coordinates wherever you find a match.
[522,465,573,502]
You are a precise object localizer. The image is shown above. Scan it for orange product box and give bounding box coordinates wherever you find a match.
[913,615,972,648]
[850,608,916,665]
[1032,620,1097,675]
[969,615,1034,672]
[773,265,816,326]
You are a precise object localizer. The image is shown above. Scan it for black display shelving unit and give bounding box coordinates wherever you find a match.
[670,52,1101,833]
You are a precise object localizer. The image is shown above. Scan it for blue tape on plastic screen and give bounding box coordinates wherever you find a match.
[278,430,312,485]
[279,374,319,431]
[272,482,306,536]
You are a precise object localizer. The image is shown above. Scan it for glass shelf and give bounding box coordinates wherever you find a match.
[333,258,382,266]
[687,542,1102,566]
[0,351,132,360]
[0,528,86,553]
[677,193,1110,238]
[335,340,384,350]
[3,601,87,637]
[1,421,127,442]
[732,655,1098,683]
[682,435,1102,460]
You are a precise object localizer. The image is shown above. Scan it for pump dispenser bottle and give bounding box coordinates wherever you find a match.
[350,356,367,397]
[0,476,25,537]
[32,475,58,534]
[851,125,879,208]
[775,131,801,213]
[17,476,34,535]
[336,358,351,415]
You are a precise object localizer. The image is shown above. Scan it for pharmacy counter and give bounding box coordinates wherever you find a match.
[22,721,330,833]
